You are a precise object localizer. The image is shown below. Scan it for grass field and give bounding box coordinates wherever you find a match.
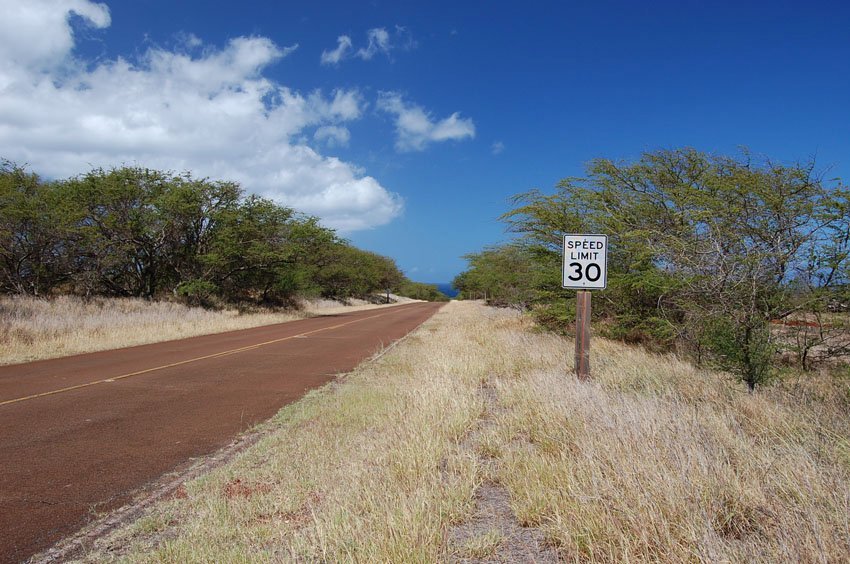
[64,301,849,562]
[0,295,413,365]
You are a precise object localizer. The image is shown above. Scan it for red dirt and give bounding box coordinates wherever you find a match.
[770,319,825,328]
[169,485,189,500]
[223,478,273,499]
[0,302,442,563]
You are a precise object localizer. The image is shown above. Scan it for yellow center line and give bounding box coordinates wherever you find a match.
[0,304,426,408]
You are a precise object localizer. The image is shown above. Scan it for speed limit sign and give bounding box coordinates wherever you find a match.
[562,234,608,290]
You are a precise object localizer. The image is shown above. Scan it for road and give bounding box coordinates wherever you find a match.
[0,301,443,562]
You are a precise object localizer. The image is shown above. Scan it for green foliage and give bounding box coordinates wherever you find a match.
[600,314,677,352]
[63,167,243,298]
[0,161,418,308]
[0,161,78,294]
[698,315,775,390]
[175,279,218,307]
[309,244,405,301]
[452,244,539,308]
[457,148,850,389]
[397,281,449,302]
[528,299,573,335]
[199,194,298,304]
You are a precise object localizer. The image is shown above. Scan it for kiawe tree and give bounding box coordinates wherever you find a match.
[199,194,297,304]
[1,161,453,307]
[586,149,847,389]
[462,148,850,390]
[157,175,242,295]
[453,245,538,309]
[0,161,77,295]
[65,167,185,298]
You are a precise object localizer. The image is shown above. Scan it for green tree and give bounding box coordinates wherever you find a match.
[0,161,79,295]
[64,167,191,297]
[199,195,300,304]
[453,245,538,309]
[310,245,404,301]
[156,175,242,292]
[0,161,442,316]
[397,281,449,302]
[466,148,850,389]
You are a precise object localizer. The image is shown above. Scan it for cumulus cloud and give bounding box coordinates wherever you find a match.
[0,0,111,75]
[0,0,402,231]
[491,141,505,155]
[320,35,352,65]
[377,92,475,152]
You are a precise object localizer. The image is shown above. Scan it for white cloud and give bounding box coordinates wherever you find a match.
[0,0,110,76]
[320,35,351,65]
[491,141,505,155]
[0,0,402,232]
[377,92,475,152]
[280,43,299,58]
[356,28,390,60]
[322,26,413,66]
[314,125,351,147]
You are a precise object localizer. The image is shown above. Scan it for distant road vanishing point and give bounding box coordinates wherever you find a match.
[0,301,443,562]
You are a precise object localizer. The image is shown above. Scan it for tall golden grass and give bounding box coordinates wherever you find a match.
[491,334,850,561]
[0,295,413,365]
[66,302,849,562]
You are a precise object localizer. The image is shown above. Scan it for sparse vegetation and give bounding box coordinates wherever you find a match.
[71,302,849,562]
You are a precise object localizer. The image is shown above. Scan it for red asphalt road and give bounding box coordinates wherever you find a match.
[0,302,442,563]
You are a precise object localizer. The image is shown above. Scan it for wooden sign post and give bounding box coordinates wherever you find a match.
[575,290,591,379]
[562,234,608,379]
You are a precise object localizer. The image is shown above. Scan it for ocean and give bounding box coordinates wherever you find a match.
[434,283,459,298]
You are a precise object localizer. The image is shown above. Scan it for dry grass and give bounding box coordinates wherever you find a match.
[69,302,850,562]
[0,295,415,365]
[458,529,503,558]
[484,316,850,562]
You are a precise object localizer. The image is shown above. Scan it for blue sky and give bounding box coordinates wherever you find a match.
[1,1,849,282]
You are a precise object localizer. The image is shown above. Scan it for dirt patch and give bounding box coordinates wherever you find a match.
[223,478,273,499]
[770,319,826,328]
[447,382,558,563]
[167,485,189,501]
[256,491,324,529]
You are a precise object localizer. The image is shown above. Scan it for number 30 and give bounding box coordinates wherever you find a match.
[567,262,601,282]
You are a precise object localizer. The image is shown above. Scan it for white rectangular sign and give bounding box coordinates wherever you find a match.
[562,234,608,290]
